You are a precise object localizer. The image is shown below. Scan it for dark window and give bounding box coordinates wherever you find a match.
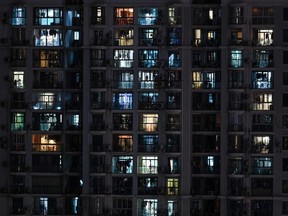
[283,72,288,85]
[284,29,288,42]
[284,51,288,64]
[283,158,288,171]
[284,8,288,21]
[283,180,288,193]
[283,137,288,150]
[283,93,288,107]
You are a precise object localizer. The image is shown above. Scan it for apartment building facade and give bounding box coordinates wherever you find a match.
[0,0,288,215]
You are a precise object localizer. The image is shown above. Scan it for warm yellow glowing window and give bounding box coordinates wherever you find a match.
[32,134,61,151]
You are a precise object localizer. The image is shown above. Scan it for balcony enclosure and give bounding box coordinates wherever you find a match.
[192,71,220,89]
[138,8,161,25]
[192,156,220,174]
[138,92,159,110]
[32,92,62,110]
[228,135,244,153]
[193,28,220,46]
[192,92,221,110]
[192,50,221,68]
[113,134,133,152]
[138,177,158,195]
[114,70,134,89]
[192,113,221,131]
[114,28,134,46]
[32,134,62,152]
[251,71,273,89]
[112,156,133,174]
[252,50,273,68]
[252,114,273,132]
[32,113,62,131]
[138,134,158,153]
[192,134,220,153]
[139,28,159,46]
[253,29,273,46]
[191,177,220,195]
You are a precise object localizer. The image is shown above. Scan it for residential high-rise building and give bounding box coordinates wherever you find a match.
[0,0,287,215]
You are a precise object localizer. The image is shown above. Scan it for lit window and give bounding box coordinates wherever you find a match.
[192,71,220,89]
[139,113,158,131]
[168,7,181,25]
[12,71,24,89]
[113,49,134,68]
[114,70,134,89]
[137,156,158,174]
[112,156,133,174]
[253,29,273,46]
[168,200,179,216]
[138,8,159,25]
[138,199,157,216]
[168,50,181,67]
[11,7,26,25]
[253,50,273,68]
[138,177,158,194]
[34,8,63,25]
[32,113,62,131]
[138,134,158,152]
[251,71,273,89]
[251,157,273,175]
[114,29,134,46]
[11,112,25,131]
[138,92,159,110]
[138,70,159,89]
[252,93,273,110]
[139,28,160,46]
[167,178,179,195]
[113,134,133,152]
[251,135,273,153]
[112,92,133,110]
[32,134,61,152]
[138,49,159,68]
[114,8,134,25]
[167,28,181,46]
[33,49,63,68]
[32,92,62,110]
[91,7,105,24]
[230,29,243,45]
[230,50,242,68]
